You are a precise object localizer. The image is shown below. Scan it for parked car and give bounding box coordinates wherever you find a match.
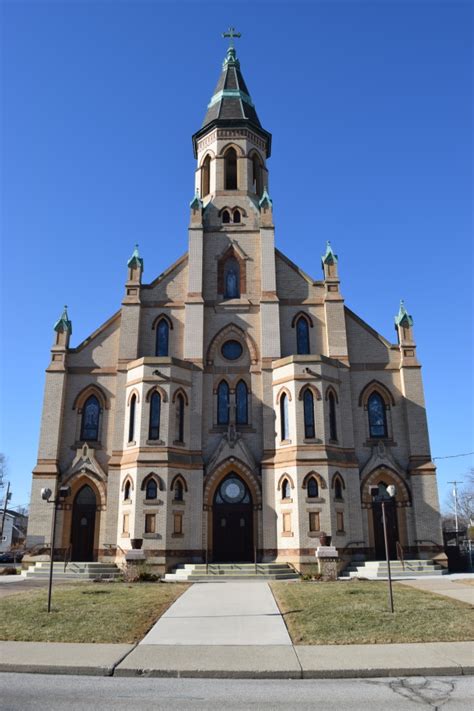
[0,552,24,564]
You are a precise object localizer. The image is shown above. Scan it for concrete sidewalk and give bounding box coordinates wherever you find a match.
[0,640,472,679]
[398,577,474,605]
[140,581,291,645]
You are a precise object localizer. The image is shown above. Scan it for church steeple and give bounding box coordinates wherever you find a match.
[192,30,272,206]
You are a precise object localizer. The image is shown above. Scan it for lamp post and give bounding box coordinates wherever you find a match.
[41,485,71,613]
[377,484,397,613]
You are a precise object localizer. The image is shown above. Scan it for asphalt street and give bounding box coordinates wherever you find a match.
[0,674,473,710]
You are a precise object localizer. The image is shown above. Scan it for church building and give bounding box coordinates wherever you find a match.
[26,36,444,573]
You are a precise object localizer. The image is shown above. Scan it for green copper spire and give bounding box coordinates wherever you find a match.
[222,26,241,67]
[259,186,273,209]
[321,241,338,266]
[54,305,72,335]
[189,189,203,210]
[127,243,144,271]
[394,300,414,328]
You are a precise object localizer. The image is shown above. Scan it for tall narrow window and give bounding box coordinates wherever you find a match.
[224,148,237,190]
[128,395,136,443]
[335,477,343,500]
[174,480,184,501]
[280,393,289,441]
[309,512,320,532]
[328,392,337,441]
[156,319,169,357]
[303,389,315,439]
[282,478,291,500]
[233,209,241,223]
[81,395,100,441]
[149,391,161,441]
[307,477,319,499]
[124,480,131,501]
[236,380,248,425]
[217,381,230,425]
[222,210,231,224]
[176,394,185,443]
[367,392,387,438]
[146,478,157,500]
[224,257,240,299]
[296,316,310,355]
[201,155,211,197]
[122,513,129,534]
[252,154,263,196]
[145,513,156,534]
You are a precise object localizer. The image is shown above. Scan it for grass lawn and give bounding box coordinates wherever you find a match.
[0,582,189,643]
[271,581,474,645]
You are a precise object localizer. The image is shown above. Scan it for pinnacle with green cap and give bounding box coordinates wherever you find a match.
[259,186,273,209]
[322,241,338,266]
[394,300,414,327]
[54,305,72,335]
[189,189,203,210]
[127,243,144,271]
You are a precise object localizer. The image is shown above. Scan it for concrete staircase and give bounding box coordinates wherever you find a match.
[164,562,300,582]
[23,561,122,580]
[340,559,448,580]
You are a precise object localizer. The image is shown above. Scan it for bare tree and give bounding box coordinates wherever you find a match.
[443,469,474,531]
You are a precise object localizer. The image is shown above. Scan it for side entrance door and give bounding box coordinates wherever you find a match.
[71,485,97,561]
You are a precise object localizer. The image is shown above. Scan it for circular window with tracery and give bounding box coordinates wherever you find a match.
[215,474,250,505]
[221,340,243,361]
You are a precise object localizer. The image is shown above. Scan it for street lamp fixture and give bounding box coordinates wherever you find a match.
[42,485,71,613]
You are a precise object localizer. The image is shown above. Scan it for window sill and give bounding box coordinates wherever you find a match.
[173,440,185,447]
[306,497,325,504]
[120,533,130,538]
[336,530,346,535]
[335,498,344,504]
[143,532,159,539]
[281,531,294,537]
[143,499,163,506]
[126,441,137,448]
[304,438,322,444]
[279,439,292,446]
[123,499,132,506]
[328,439,339,445]
[171,533,184,538]
[281,498,293,504]
[146,439,165,446]
[172,500,185,506]
[308,531,322,537]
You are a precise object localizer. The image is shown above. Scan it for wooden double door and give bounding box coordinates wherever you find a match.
[71,485,97,561]
[212,473,254,563]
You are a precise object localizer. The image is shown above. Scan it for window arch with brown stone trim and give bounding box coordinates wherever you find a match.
[332,473,345,501]
[122,475,134,501]
[217,246,246,298]
[152,314,173,358]
[141,472,165,497]
[172,389,187,443]
[201,154,211,198]
[250,150,264,197]
[277,474,294,500]
[291,312,313,356]
[358,381,394,440]
[325,386,339,442]
[171,474,188,502]
[302,471,326,497]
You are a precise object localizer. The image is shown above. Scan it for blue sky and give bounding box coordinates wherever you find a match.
[1,0,472,511]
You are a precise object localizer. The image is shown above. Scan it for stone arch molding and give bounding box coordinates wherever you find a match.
[277,473,295,491]
[72,384,110,411]
[302,471,327,490]
[203,457,262,508]
[145,385,168,403]
[298,384,322,401]
[358,380,395,408]
[206,324,259,366]
[360,466,411,506]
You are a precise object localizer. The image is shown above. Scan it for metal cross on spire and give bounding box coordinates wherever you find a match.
[222,26,241,49]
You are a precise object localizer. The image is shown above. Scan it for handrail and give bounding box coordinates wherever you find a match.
[63,544,72,573]
[396,541,405,571]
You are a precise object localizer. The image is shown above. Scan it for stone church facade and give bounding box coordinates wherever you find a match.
[27,42,444,573]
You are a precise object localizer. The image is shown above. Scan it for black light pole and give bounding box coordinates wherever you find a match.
[41,486,70,613]
[380,484,397,614]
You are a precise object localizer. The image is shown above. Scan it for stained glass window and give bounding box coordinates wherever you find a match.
[296,316,310,355]
[236,380,248,425]
[224,257,240,299]
[303,389,315,439]
[149,391,161,440]
[221,340,242,360]
[217,381,230,425]
[280,393,289,440]
[156,319,169,357]
[81,395,100,441]
[328,392,337,441]
[128,394,136,443]
[146,478,157,500]
[368,392,387,438]
[307,477,319,498]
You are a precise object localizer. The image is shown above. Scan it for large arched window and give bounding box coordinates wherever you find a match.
[176,394,185,443]
[307,476,319,498]
[128,394,137,443]
[328,392,338,441]
[296,316,310,355]
[156,318,169,357]
[368,392,388,438]
[224,147,237,190]
[217,381,230,425]
[236,380,248,425]
[251,153,263,197]
[145,478,158,500]
[201,155,211,198]
[280,392,289,441]
[224,257,240,299]
[149,391,161,441]
[303,389,315,439]
[80,395,100,442]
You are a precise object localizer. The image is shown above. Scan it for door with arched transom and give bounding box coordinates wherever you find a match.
[212,473,253,562]
[71,485,97,561]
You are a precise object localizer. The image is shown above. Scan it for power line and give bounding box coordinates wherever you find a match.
[433,451,474,461]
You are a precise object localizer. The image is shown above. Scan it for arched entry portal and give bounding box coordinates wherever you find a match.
[71,485,97,561]
[212,473,254,562]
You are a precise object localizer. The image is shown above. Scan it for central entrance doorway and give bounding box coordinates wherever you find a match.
[71,484,97,561]
[212,473,253,562]
[372,483,399,560]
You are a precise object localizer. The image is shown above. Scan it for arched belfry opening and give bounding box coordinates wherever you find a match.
[71,484,98,561]
[201,154,211,198]
[212,472,254,562]
[224,148,238,190]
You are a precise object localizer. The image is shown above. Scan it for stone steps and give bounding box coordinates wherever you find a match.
[340,559,448,580]
[164,562,300,582]
[24,561,122,580]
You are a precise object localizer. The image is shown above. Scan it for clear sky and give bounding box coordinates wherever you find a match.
[1,0,472,512]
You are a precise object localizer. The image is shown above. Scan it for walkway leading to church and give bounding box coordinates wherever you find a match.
[140,581,292,645]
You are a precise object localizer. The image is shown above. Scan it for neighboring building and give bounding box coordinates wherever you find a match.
[1,509,28,553]
[26,39,443,572]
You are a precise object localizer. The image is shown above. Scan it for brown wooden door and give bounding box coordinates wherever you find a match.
[372,499,399,560]
[71,485,97,561]
[212,473,254,563]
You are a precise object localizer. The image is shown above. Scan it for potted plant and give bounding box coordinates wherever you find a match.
[319,532,331,546]
[130,538,143,550]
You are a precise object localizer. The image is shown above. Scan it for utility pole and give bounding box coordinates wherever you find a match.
[0,481,11,537]
[448,480,461,533]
